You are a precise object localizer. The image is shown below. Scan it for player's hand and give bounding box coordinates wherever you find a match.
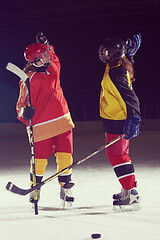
[123,116,141,140]
[36,32,47,44]
[36,32,50,49]
[21,106,35,120]
[126,34,141,56]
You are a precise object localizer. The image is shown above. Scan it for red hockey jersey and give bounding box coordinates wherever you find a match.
[16,48,75,142]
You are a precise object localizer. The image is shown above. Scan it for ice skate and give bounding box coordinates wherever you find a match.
[60,182,74,209]
[29,189,41,203]
[113,188,141,212]
[113,187,128,200]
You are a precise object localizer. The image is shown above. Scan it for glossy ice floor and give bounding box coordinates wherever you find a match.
[0,123,160,240]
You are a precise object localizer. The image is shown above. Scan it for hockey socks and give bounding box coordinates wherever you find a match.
[55,152,73,185]
[108,154,136,190]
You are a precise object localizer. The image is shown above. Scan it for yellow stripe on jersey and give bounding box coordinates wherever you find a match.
[27,112,74,143]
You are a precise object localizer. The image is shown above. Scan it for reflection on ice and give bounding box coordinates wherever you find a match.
[0,122,160,240]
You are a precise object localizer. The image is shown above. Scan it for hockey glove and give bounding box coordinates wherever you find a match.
[126,34,141,57]
[123,116,141,140]
[21,106,35,120]
[36,32,50,49]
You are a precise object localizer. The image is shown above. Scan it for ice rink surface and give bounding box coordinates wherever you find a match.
[0,122,160,240]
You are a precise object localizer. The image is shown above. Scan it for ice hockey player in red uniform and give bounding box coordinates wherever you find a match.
[16,32,75,207]
[98,34,142,210]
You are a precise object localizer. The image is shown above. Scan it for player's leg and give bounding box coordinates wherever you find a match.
[105,133,140,210]
[29,138,53,203]
[54,130,74,207]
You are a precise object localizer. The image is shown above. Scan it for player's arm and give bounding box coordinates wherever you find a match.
[110,66,141,140]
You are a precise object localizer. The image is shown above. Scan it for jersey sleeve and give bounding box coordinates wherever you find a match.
[109,66,140,117]
[16,79,30,125]
[45,45,61,79]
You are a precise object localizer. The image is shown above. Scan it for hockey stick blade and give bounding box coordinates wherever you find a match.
[6,182,30,196]
[5,166,70,196]
[6,135,124,196]
[6,181,45,196]
[6,62,28,81]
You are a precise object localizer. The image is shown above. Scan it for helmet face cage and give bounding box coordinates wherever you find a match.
[24,43,52,64]
[99,38,126,64]
[99,44,108,63]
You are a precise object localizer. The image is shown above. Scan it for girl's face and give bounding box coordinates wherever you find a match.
[41,51,51,63]
[35,51,50,66]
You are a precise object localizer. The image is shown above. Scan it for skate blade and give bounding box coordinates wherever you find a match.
[61,200,73,209]
[113,203,141,212]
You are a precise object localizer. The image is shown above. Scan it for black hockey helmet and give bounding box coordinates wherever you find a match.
[98,38,126,64]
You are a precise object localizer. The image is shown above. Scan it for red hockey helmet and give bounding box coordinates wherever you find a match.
[24,43,48,63]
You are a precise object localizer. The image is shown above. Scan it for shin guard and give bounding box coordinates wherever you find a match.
[108,155,136,190]
[30,158,48,187]
[55,152,73,186]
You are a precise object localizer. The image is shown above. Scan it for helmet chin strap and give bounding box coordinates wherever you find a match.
[33,58,44,67]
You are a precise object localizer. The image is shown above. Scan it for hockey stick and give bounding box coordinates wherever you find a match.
[6,134,124,196]
[6,62,38,215]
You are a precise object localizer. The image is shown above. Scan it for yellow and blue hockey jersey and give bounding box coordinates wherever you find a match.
[100,63,140,134]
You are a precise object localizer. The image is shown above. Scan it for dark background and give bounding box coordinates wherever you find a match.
[0,0,160,122]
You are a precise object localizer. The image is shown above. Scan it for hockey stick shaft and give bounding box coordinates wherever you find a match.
[25,79,38,215]
[6,134,124,196]
[6,62,38,214]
